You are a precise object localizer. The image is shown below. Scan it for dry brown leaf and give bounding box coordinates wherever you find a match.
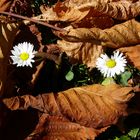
[76,0,140,20]
[38,1,90,22]
[64,0,138,8]
[35,1,114,29]
[36,4,89,23]
[64,0,120,8]
[0,0,13,12]
[60,19,140,48]
[72,12,114,29]
[3,84,134,128]
[36,0,140,27]
[57,40,103,68]
[118,45,140,70]
[0,22,20,97]
[25,114,105,140]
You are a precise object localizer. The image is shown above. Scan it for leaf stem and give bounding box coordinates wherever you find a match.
[0,11,65,31]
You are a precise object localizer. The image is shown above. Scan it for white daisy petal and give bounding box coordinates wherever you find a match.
[10,42,37,67]
[96,51,127,77]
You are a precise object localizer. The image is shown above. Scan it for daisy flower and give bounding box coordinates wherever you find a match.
[96,51,127,77]
[10,42,37,67]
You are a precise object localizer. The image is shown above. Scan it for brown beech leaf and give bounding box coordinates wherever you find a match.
[0,0,13,12]
[36,5,89,23]
[63,0,120,8]
[60,19,140,48]
[77,0,140,20]
[3,84,134,128]
[0,22,20,97]
[72,11,114,29]
[25,114,106,140]
[57,40,103,68]
[118,45,140,70]
[35,1,114,29]
[38,1,89,22]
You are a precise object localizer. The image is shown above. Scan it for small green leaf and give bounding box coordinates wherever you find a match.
[120,71,132,86]
[102,77,116,85]
[65,70,74,81]
[119,135,131,140]
[138,130,140,137]
[114,137,120,140]
[128,128,139,138]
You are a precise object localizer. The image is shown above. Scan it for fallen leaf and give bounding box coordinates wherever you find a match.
[118,45,140,70]
[25,114,104,140]
[35,4,89,23]
[35,0,114,29]
[60,19,140,48]
[76,0,140,20]
[57,40,103,68]
[3,84,134,128]
[72,11,114,29]
[34,0,140,29]
[0,0,13,12]
[63,0,120,8]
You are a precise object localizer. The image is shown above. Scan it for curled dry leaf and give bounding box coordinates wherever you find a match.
[57,40,103,68]
[25,114,105,140]
[35,1,114,29]
[0,22,20,97]
[118,45,140,70]
[35,0,140,29]
[35,4,89,23]
[70,7,114,29]
[60,19,140,48]
[3,84,134,129]
[63,0,120,8]
[77,0,140,20]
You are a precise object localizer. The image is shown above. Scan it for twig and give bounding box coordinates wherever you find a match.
[0,11,65,31]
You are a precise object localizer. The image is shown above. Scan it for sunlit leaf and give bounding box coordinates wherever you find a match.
[119,71,132,86]
[60,19,140,48]
[119,135,131,140]
[102,77,116,86]
[128,128,139,138]
[65,70,74,81]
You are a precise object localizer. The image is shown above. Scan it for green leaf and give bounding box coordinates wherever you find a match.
[119,135,131,140]
[65,70,74,81]
[128,128,139,138]
[138,130,140,137]
[102,77,116,85]
[114,137,120,140]
[120,71,132,86]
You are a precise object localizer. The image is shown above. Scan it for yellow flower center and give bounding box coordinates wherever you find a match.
[20,52,29,61]
[106,59,116,68]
